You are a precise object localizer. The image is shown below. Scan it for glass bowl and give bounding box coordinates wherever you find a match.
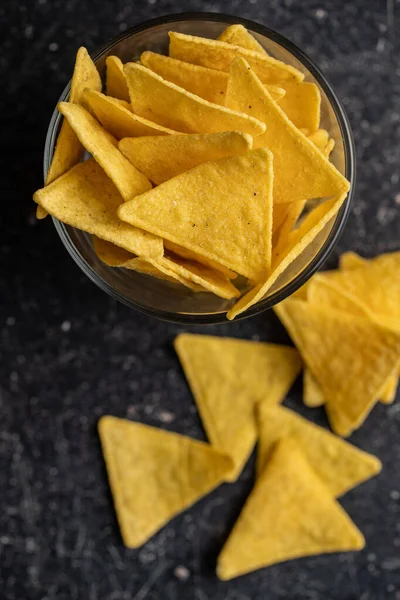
[45,12,355,324]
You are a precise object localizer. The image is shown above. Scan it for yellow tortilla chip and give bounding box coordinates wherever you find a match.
[140,51,228,104]
[324,137,335,158]
[227,194,347,319]
[58,102,152,201]
[218,24,267,54]
[169,31,304,84]
[124,62,266,136]
[175,334,301,481]
[93,237,201,288]
[307,128,329,150]
[303,369,325,407]
[304,367,398,407]
[106,55,130,102]
[98,416,232,548]
[308,276,372,317]
[257,405,381,495]
[140,51,284,104]
[275,298,400,436]
[38,47,102,219]
[217,438,365,580]
[118,148,274,281]
[272,200,306,247]
[339,251,367,270]
[316,253,400,326]
[119,131,252,185]
[278,82,321,132]
[225,57,350,204]
[84,89,177,139]
[33,159,163,258]
[164,240,238,280]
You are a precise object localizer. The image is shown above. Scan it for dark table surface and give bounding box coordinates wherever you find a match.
[1,0,400,598]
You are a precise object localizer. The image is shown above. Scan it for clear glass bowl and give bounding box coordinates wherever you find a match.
[45,13,355,324]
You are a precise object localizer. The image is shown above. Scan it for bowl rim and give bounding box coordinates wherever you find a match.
[46,12,355,325]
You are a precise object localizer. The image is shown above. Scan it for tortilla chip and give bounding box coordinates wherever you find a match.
[278,82,321,132]
[119,131,252,185]
[93,237,201,288]
[307,129,329,150]
[98,416,232,548]
[225,58,349,204]
[33,159,163,258]
[118,148,274,281]
[316,253,400,325]
[169,32,304,84]
[175,334,301,481]
[304,367,397,408]
[58,103,152,201]
[164,240,238,280]
[140,51,228,104]
[124,62,266,137]
[257,405,381,495]
[106,55,130,102]
[275,298,400,436]
[227,193,347,319]
[218,24,268,55]
[308,276,372,317]
[339,251,367,270]
[83,89,178,139]
[324,137,335,158]
[217,438,365,580]
[303,369,325,407]
[273,200,306,247]
[140,51,284,104]
[38,47,102,219]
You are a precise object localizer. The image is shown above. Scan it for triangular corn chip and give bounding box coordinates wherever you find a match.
[169,32,303,84]
[124,62,266,137]
[307,276,398,405]
[141,51,228,104]
[34,159,162,257]
[318,252,400,325]
[217,438,365,580]
[324,137,335,157]
[278,81,321,132]
[164,241,237,280]
[272,200,306,247]
[118,148,274,280]
[83,89,177,139]
[174,334,301,481]
[225,57,350,204]
[119,131,253,185]
[38,47,101,219]
[308,128,329,149]
[218,24,267,54]
[106,55,130,102]
[58,103,152,201]
[339,251,367,270]
[276,298,400,436]
[304,366,398,407]
[98,416,232,548]
[303,369,325,407]
[227,194,347,319]
[140,51,284,104]
[257,405,381,495]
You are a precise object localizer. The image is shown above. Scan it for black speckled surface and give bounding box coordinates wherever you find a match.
[1,1,400,599]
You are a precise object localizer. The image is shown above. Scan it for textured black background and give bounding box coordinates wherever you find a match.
[1,1,400,599]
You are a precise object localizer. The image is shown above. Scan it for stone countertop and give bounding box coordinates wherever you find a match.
[1,1,400,598]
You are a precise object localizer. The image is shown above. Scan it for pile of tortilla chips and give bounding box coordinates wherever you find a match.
[33,24,350,314]
[275,250,400,437]
[99,332,382,579]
